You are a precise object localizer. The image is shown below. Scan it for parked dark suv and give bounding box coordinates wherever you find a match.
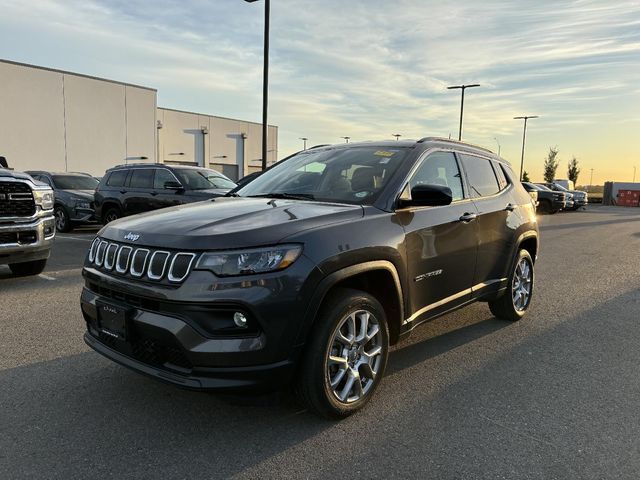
[94,164,237,224]
[26,171,100,232]
[81,138,539,418]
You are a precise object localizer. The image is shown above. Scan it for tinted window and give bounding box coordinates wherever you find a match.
[129,169,154,189]
[410,152,464,201]
[154,169,178,189]
[492,162,509,190]
[174,168,237,190]
[460,154,500,197]
[107,170,128,187]
[52,175,99,190]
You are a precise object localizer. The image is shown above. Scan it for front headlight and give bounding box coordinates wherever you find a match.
[195,244,302,277]
[75,201,91,209]
[33,188,54,210]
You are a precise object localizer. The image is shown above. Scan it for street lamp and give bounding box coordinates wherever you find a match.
[514,115,539,181]
[244,0,270,171]
[634,166,637,183]
[589,168,594,192]
[392,134,402,141]
[299,137,308,150]
[447,84,480,141]
[493,137,501,156]
[341,136,350,143]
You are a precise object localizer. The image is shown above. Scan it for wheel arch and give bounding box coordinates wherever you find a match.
[300,261,405,346]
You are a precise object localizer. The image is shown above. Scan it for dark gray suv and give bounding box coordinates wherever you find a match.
[81,138,539,418]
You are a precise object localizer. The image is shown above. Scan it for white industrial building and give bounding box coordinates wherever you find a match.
[0,59,278,181]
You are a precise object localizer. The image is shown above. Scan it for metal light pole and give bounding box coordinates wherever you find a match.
[299,137,308,150]
[245,0,270,171]
[494,137,501,156]
[589,168,594,192]
[341,136,350,143]
[514,115,539,181]
[634,166,637,183]
[447,84,480,140]
[392,134,402,141]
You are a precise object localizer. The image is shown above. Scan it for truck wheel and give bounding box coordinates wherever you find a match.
[103,207,121,224]
[489,249,534,321]
[296,288,389,419]
[9,259,47,276]
[54,206,71,233]
[538,199,551,214]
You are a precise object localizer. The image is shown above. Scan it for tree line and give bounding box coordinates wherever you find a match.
[522,147,580,184]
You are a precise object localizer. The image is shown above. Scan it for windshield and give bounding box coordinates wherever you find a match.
[553,183,569,192]
[53,175,99,190]
[536,184,553,192]
[237,146,409,204]
[174,169,237,190]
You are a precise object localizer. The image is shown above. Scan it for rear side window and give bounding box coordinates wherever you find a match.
[107,170,127,187]
[129,169,154,189]
[154,169,177,189]
[492,161,509,191]
[459,154,500,197]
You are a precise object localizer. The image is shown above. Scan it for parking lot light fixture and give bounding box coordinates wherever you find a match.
[514,115,539,181]
[392,134,402,141]
[244,0,270,171]
[447,84,480,141]
[299,137,308,150]
[341,136,350,143]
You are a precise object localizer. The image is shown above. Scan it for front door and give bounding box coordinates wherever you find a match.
[399,151,478,323]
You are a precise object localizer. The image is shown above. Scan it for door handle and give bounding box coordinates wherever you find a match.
[119,190,127,194]
[459,212,477,223]
[150,191,158,196]
[505,203,515,212]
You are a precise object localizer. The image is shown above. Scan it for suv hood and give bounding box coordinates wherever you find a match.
[100,197,364,250]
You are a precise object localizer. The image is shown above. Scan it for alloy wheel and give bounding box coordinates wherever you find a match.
[326,309,383,404]
[512,258,532,311]
[55,209,67,231]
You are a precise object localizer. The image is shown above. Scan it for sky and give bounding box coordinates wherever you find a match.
[0,0,639,184]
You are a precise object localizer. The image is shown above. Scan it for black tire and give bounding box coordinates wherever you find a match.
[538,199,552,214]
[489,249,534,321]
[296,288,389,419]
[102,206,121,224]
[54,206,71,233]
[9,259,47,276]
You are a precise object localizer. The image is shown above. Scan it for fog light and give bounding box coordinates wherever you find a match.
[233,312,248,328]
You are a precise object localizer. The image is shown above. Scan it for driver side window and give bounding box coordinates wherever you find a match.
[410,152,464,201]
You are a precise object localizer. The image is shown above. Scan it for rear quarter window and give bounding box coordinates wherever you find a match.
[459,154,500,197]
[106,170,128,187]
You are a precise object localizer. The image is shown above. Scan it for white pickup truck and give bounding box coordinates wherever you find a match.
[1,168,56,276]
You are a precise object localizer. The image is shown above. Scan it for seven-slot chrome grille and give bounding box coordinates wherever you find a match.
[88,238,197,283]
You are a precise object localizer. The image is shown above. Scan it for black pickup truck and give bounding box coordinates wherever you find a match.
[522,182,565,214]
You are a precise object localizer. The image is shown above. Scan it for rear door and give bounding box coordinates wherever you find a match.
[124,168,155,215]
[399,151,478,323]
[458,153,513,289]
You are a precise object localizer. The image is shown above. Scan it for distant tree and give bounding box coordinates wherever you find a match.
[543,147,560,183]
[522,171,531,182]
[567,156,580,185]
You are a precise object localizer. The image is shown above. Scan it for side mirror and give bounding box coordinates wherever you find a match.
[398,184,453,208]
[164,181,184,190]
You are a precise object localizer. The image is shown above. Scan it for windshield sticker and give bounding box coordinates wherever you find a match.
[355,191,369,198]
[374,150,396,157]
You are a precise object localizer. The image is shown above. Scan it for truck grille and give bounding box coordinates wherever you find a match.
[0,182,35,217]
[88,237,197,284]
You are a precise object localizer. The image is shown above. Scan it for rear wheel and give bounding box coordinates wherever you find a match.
[103,207,121,224]
[489,249,534,321]
[9,259,47,276]
[296,288,389,419]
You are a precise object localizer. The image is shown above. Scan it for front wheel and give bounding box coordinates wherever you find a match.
[54,206,71,232]
[296,288,389,419]
[102,207,121,224]
[489,249,534,321]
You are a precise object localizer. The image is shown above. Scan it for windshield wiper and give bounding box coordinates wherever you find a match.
[248,192,316,201]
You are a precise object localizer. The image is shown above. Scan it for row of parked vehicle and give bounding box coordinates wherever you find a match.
[25,165,238,232]
[521,180,588,214]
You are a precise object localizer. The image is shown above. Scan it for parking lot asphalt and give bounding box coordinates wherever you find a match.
[1,206,640,479]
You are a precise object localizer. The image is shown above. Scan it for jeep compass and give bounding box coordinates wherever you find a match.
[81,138,539,418]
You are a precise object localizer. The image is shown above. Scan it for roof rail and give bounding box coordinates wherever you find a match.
[109,163,160,169]
[416,137,495,155]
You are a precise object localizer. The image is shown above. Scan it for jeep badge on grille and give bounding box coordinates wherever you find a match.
[124,232,140,242]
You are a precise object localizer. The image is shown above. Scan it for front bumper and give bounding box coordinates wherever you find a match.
[70,206,99,225]
[80,255,321,392]
[0,212,55,265]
